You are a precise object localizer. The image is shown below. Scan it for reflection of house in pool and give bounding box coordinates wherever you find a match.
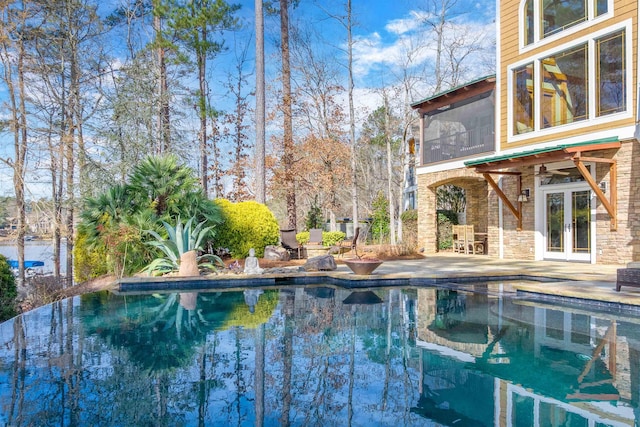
[414,288,639,424]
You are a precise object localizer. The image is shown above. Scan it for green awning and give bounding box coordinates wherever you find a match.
[464,136,619,167]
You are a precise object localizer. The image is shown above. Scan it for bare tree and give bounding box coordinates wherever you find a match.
[280,0,297,229]
[255,0,266,203]
[0,0,31,284]
[153,0,171,153]
[222,36,253,201]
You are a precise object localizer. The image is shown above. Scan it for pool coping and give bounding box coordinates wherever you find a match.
[116,270,564,293]
[116,265,640,312]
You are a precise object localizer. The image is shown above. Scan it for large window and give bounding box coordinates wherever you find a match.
[597,30,625,116]
[524,0,608,46]
[511,28,627,136]
[514,64,534,134]
[541,45,587,128]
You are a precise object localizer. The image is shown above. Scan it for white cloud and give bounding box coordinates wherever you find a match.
[351,9,495,89]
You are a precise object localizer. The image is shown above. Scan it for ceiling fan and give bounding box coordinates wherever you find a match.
[536,164,571,177]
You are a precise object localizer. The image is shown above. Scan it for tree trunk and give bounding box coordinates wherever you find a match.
[280,0,296,229]
[154,12,170,153]
[347,0,359,233]
[198,45,208,195]
[255,0,266,203]
[384,95,396,245]
[0,7,28,284]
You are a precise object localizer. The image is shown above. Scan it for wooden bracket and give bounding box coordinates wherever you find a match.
[482,173,522,231]
[573,155,617,231]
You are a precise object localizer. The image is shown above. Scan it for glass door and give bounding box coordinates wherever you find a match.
[543,189,591,261]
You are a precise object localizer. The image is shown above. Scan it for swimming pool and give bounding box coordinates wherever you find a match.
[1,281,638,426]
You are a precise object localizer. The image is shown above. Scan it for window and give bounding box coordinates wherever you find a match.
[523,0,608,46]
[541,45,588,128]
[597,30,625,116]
[514,64,534,134]
[542,0,587,38]
[510,27,627,136]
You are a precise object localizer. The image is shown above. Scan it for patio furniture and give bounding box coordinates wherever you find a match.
[308,228,324,245]
[464,225,485,255]
[452,225,485,254]
[336,227,360,257]
[452,225,466,253]
[280,229,302,259]
[616,267,640,291]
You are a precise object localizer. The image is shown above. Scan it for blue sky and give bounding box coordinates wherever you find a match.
[0,0,496,199]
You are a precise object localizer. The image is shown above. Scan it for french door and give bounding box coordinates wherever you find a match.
[543,189,592,262]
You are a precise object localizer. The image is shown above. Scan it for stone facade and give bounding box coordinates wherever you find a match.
[416,141,639,264]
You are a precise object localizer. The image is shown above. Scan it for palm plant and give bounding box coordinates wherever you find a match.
[128,155,201,218]
[143,216,223,275]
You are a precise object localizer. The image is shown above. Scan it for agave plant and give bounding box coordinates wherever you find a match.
[142,216,223,275]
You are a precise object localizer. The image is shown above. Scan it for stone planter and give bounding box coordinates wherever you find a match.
[343,259,383,275]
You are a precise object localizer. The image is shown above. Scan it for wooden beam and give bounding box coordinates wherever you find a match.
[483,173,522,230]
[564,141,621,153]
[474,151,573,172]
[573,159,617,230]
[474,170,522,175]
[571,155,615,164]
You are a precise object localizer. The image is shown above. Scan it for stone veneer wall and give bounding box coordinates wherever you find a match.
[417,140,639,264]
[417,167,490,254]
[594,143,639,263]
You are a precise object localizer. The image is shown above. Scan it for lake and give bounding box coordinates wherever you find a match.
[0,240,67,274]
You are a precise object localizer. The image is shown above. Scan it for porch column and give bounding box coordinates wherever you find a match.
[418,179,438,253]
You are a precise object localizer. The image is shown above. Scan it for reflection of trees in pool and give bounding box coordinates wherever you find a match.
[80,290,279,372]
[429,289,490,344]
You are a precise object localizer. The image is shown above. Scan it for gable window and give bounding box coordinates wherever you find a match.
[523,0,609,46]
[542,0,587,38]
[510,26,628,137]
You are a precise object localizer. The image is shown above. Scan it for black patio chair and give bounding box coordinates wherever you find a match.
[280,229,302,259]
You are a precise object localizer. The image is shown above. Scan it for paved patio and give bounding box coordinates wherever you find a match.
[344,253,640,308]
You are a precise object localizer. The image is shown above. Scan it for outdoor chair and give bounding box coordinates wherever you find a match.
[616,266,640,291]
[280,229,302,259]
[452,225,465,253]
[336,227,360,257]
[464,225,485,255]
[308,228,324,246]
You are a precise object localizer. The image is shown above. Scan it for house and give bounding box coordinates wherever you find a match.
[412,0,639,264]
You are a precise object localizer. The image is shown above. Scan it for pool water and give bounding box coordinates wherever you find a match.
[1,283,639,426]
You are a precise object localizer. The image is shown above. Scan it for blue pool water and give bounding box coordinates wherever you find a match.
[1,282,639,426]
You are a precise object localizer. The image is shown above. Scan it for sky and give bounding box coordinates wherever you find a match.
[0,0,496,199]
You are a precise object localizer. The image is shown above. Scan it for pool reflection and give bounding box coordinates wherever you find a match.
[0,284,639,426]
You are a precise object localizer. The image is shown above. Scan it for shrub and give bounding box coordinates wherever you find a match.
[371,192,390,243]
[76,155,222,278]
[437,211,457,250]
[305,196,324,230]
[401,209,418,251]
[214,199,280,258]
[74,229,109,282]
[0,255,17,322]
[142,216,223,275]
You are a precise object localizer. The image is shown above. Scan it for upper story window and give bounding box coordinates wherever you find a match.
[523,0,609,46]
[510,24,629,138]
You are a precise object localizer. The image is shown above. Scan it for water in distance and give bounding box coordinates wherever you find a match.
[1,283,639,426]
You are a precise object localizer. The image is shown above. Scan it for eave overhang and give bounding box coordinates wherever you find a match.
[464,137,621,231]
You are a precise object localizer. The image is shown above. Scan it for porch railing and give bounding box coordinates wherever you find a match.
[422,125,494,165]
